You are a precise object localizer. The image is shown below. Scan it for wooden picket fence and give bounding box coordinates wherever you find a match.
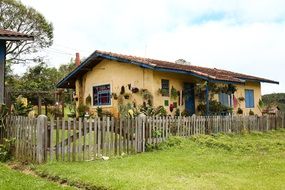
[0,112,285,163]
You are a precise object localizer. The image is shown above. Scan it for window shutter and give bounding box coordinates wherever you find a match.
[245,90,254,108]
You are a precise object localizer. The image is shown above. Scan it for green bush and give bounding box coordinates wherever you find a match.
[77,104,90,118]
[249,110,255,115]
[146,136,183,151]
[0,138,15,162]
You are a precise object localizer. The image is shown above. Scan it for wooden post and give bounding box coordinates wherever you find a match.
[205,81,210,116]
[38,95,42,115]
[36,115,47,164]
[0,40,6,105]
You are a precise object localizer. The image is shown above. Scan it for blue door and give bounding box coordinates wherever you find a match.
[184,83,195,115]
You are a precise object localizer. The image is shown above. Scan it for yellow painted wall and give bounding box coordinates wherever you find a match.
[233,82,262,115]
[77,60,153,116]
[212,81,262,115]
[75,59,263,116]
[152,70,201,114]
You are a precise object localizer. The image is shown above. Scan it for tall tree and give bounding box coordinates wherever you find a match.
[58,58,77,80]
[0,0,53,62]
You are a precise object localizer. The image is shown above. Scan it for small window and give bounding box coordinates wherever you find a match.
[245,89,254,108]
[92,84,111,106]
[219,93,230,107]
[161,79,169,96]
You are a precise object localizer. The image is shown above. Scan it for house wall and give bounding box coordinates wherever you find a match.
[77,60,151,117]
[234,81,262,115]
[152,70,200,113]
[75,59,263,116]
[212,81,262,115]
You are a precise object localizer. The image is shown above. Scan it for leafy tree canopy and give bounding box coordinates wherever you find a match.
[262,93,285,112]
[0,0,53,62]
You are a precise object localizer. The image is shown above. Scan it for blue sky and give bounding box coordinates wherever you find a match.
[18,0,285,94]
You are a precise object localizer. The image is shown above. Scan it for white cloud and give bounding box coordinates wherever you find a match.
[17,0,285,94]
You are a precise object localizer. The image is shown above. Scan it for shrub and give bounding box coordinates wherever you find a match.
[0,138,15,162]
[77,104,90,118]
[249,110,254,115]
[237,108,243,115]
[146,136,183,151]
[12,96,33,116]
[96,107,113,117]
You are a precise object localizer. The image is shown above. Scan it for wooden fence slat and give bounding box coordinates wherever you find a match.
[67,118,71,161]
[106,117,110,156]
[72,118,77,161]
[55,118,59,161]
[93,118,97,159]
[97,118,101,157]
[50,118,54,161]
[83,119,87,160]
[78,118,82,161]
[61,119,65,161]
[88,118,92,160]
[118,118,123,155]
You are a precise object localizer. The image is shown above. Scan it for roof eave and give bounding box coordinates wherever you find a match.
[0,36,34,41]
[239,78,279,85]
[56,51,99,88]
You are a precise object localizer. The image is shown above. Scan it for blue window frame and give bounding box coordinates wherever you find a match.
[245,89,254,108]
[219,93,230,107]
[93,84,111,106]
[161,79,169,96]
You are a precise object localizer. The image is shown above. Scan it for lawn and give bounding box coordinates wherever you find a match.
[0,164,74,190]
[35,129,285,190]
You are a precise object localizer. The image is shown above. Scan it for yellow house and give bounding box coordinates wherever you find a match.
[57,50,279,117]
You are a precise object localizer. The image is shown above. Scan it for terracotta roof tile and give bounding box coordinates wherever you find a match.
[0,28,33,40]
[95,50,278,84]
[57,50,279,88]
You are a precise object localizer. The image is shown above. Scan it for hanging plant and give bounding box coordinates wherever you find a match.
[249,110,255,116]
[158,88,169,96]
[238,97,245,102]
[112,93,118,100]
[120,86,125,95]
[227,84,237,94]
[85,94,92,106]
[124,93,131,99]
[131,87,139,93]
[237,107,243,114]
[139,89,153,106]
[128,84,132,90]
[169,103,174,112]
[171,86,178,99]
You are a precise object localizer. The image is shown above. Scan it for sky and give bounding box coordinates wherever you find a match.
[18,0,285,95]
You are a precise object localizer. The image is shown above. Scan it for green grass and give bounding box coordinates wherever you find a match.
[36,129,285,190]
[0,164,74,190]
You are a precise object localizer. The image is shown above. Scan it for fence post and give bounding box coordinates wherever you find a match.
[36,115,47,164]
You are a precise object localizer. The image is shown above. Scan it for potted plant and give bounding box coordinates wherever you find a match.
[131,87,139,93]
[112,93,118,100]
[124,93,131,99]
[238,97,245,102]
[171,86,178,99]
[237,107,243,115]
[85,94,91,105]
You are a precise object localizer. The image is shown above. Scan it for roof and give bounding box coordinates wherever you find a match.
[57,50,279,89]
[0,29,34,41]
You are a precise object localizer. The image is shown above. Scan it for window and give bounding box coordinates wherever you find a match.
[92,84,111,106]
[161,79,169,96]
[219,93,230,107]
[245,89,254,108]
